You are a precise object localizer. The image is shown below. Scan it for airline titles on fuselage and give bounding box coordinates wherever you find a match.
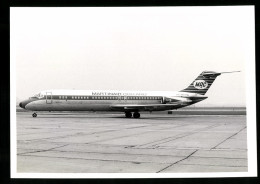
[91,92,147,96]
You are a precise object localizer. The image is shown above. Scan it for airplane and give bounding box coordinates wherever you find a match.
[19,71,240,118]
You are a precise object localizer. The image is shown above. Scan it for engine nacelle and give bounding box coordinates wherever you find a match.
[161,96,192,104]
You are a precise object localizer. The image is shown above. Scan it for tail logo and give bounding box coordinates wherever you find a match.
[193,80,208,89]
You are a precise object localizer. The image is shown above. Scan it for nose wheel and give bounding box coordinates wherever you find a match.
[32,113,37,118]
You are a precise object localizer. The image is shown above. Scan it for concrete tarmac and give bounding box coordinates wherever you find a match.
[16,112,247,173]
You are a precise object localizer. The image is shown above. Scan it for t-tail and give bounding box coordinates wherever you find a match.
[180,71,240,95]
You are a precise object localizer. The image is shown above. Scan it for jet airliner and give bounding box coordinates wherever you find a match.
[19,71,240,118]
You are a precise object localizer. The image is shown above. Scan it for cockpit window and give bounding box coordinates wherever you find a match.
[30,93,44,99]
[34,93,41,98]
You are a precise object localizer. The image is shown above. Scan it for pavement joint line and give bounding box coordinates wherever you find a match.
[18,149,187,158]
[125,145,247,151]
[137,124,222,148]
[17,144,69,155]
[19,126,161,143]
[185,155,247,160]
[18,129,120,142]
[156,146,248,152]
[84,134,147,144]
[178,163,248,168]
[17,154,171,165]
[17,148,248,160]
[154,124,191,131]
[81,129,170,144]
[211,126,247,150]
[156,149,198,173]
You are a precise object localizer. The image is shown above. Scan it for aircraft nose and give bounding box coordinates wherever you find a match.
[19,102,25,109]
[19,99,35,109]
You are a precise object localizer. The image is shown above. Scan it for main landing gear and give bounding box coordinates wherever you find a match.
[125,112,140,118]
[32,113,37,118]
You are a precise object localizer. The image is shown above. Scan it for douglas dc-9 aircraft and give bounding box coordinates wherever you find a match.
[19,71,240,118]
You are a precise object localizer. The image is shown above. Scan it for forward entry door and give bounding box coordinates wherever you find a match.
[46,92,52,104]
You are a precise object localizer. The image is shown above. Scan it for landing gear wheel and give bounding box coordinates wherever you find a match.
[133,112,140,118]
[32,113,37,118]
[125,112,132,118]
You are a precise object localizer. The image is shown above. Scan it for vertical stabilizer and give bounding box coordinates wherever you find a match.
[180,71,240,95]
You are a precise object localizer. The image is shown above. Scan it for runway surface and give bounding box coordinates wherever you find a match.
[16,112,247,173]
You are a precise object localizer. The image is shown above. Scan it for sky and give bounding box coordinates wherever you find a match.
[11,6,254,106]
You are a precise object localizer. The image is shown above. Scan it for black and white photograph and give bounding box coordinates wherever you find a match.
[10,6,256,178]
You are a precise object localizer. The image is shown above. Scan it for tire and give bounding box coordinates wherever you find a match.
[133,112,140,118]
[125,112,132,118]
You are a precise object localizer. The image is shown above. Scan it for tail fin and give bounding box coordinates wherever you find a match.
[180,71,240,95]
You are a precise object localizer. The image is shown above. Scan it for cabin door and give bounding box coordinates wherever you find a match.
[46,92,52,104]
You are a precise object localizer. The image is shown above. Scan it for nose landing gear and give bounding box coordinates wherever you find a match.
[32,113,37,118]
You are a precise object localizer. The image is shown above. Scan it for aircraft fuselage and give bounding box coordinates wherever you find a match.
[19,90,207,112]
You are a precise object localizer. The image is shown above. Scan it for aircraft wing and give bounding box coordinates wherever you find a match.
[110,104,180,111]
